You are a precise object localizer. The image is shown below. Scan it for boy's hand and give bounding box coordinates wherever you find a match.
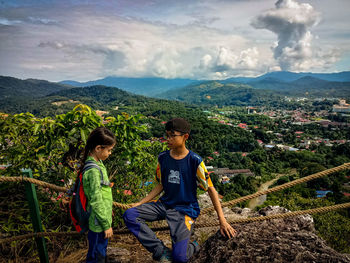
[104,227,113,239]
[219,220,237,238]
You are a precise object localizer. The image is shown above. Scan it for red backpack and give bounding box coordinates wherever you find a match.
[69,161,106,233]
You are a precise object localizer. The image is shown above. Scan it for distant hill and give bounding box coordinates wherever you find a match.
[248,76,350,97]
[0,75,142,115]
[0,76,73,100]
[60,77,197,96]
[222,71,350,83]
[50,85,151,107]
[59,71,350,97]
[158,76,350,106]
[0,76,197,117]
[157,81,283,106]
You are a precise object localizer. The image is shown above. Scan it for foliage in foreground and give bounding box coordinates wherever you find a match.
[0,104,165,261]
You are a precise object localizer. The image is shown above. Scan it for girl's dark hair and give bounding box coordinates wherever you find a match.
[79,127,116,173]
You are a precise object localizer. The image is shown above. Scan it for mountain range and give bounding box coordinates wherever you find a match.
[60,77,196,96]
[59,71,350,97]
[221,71,350,83]
[0,71,349,115]
[157,75,350,105]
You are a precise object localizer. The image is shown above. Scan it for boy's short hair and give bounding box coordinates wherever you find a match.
[165,118,191,134]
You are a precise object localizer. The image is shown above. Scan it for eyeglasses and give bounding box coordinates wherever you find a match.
[164,133,184,139]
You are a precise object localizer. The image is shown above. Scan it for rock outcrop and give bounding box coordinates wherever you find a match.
[190,206,350,263]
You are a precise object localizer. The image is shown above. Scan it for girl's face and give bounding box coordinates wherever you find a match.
[94,144,115,161]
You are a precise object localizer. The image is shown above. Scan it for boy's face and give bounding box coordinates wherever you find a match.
[165,130,188,149]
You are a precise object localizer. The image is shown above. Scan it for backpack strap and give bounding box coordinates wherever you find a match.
[83,160,111,187]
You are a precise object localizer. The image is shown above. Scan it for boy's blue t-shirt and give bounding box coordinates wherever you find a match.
[155,150,213,219]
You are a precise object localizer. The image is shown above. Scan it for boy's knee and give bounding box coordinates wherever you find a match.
[123,207,142,237]
[122,207,138,223]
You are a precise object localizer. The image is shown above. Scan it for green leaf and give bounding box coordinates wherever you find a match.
[68,127,77,136]
[33,123,40,135]
[80,128,87,143]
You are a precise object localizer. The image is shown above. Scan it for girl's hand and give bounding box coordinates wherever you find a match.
[104,227,113,239]
[131,202,141,208]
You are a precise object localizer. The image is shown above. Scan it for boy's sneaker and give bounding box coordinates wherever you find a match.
[154,247,172,263]
[193,240,200,251]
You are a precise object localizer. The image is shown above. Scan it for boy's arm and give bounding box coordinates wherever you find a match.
[133,183,163,207]
[207,186,237,238]
[132,161,163,207]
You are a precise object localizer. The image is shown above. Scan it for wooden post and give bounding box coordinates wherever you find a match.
[22,169,49,263]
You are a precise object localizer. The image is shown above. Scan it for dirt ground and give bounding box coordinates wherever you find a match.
[56,231,172,263]
[56,222,219,263]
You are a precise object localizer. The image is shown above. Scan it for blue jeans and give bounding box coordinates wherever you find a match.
[86,230,108,263]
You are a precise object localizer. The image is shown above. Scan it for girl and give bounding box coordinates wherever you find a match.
[81,127,116,263]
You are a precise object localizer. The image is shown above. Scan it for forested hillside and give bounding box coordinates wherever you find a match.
[0,76,73,99]
[222,70,350,83]
[248,77,350,97]
[60,76,197,96]
[158,79,350,105]
[157,81,283,106]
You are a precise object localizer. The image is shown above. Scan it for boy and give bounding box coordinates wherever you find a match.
[123,118,236,262]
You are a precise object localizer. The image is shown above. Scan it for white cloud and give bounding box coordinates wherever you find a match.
[196,46,268,79]
[28,17,58,25]
[0,17,22,25]
[252,0,340,72]
[28,9,261,80]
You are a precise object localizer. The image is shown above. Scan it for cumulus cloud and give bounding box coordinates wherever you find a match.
[0,1,275,81]
[252,0,339,71]
[197,46,265,79]
[30,9,264,80]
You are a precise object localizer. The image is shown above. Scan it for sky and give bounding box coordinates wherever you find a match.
[0,0,349,82]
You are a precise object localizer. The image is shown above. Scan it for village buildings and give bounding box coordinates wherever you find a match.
[333,99,350,113]
[211,168,255,184]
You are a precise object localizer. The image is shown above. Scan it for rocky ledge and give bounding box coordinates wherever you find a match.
[190,206,350,263]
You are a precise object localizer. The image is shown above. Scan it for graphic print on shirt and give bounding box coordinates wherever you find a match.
[168,170,180,184]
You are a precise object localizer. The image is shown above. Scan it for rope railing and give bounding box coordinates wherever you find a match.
[201,162,350,214]
[0,162,349,244]
[2,162,349,212]
[0,176,132,210]
[0,176,67,192]
[1,202,349,244]
[1,163,349,212]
